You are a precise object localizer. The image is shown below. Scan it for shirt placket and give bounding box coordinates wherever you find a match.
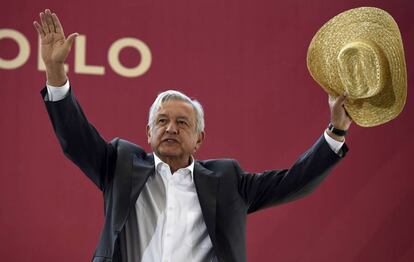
[162,167,176,262]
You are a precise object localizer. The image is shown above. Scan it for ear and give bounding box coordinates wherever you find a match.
[146,125,151,144]
[194,131,205,152]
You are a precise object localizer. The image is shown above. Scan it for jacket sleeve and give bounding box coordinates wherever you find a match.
[237,135,348,213]
[41,86,117,191]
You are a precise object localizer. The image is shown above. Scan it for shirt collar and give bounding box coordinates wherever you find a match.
[153,153,195,180]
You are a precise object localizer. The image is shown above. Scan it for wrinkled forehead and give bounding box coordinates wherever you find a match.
[156,99,197,119]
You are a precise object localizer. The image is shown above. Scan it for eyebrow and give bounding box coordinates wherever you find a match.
[176,116,191,121]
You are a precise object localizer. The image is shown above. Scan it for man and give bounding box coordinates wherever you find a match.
[34,9,352,262]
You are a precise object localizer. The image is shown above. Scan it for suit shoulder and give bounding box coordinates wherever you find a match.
[110,137,148,157]
[197,158,238,169]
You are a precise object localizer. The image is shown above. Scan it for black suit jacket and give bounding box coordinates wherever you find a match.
[42,87,348,262]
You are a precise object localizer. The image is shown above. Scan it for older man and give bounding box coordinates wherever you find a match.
[35,9,351,262]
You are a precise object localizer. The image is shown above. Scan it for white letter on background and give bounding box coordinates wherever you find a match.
[74,35,105,75]
[0,29,30,70]
[108,37,152,78]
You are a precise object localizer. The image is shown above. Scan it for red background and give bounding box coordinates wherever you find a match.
[1,0,413,261]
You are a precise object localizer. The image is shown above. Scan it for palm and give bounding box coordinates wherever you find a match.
[41,32,67,64]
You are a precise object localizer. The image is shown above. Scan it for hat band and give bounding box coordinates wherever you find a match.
[337,40,386,99]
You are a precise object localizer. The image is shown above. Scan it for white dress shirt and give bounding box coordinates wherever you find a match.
[135,154,215,262]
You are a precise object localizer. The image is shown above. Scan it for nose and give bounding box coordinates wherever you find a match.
[165,121,178,134]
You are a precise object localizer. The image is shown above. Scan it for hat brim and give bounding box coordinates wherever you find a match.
[307,7,407,127]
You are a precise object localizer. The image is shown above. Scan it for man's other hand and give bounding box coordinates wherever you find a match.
[327,93,353,141]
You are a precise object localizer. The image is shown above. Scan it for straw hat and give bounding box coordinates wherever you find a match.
[307,7,407,127]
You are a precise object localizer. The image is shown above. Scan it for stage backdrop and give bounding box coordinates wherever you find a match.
[1,0,413,261]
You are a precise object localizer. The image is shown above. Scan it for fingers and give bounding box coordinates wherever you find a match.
[35,9,69,41]
[33,21,45,38]
[52,13,64,35]
[39,11,49,34]
[38,9,56,35]
[66,33,79,48]
[345,108,353,122]
[336,92,348,106]
[329,92,348,107]
[335,93,353,121]
[44,9,55,33]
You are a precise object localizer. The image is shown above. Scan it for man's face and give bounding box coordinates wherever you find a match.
[147,100,204,165]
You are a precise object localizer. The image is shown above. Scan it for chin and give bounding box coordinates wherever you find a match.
[157,149,180,158]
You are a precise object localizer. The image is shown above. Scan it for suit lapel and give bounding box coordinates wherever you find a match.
[193,162,220,250]
[130,154,155,211]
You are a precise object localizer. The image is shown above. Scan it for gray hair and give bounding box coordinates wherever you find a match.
[148,90,205,133]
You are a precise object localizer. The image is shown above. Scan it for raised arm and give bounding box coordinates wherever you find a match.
[35,10,116,191]
[239,93,352,212]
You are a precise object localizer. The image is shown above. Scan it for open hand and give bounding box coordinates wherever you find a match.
[33,9,78,67]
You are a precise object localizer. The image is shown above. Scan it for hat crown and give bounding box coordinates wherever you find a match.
[337,40,386,100]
